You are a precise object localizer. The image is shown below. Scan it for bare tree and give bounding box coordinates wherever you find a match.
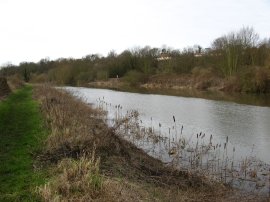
[212,26,260,76]
[237,26,259,48]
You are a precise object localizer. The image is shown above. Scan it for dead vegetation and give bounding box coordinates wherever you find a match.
[141,72,223,92]
[33,85,268,201]
[0,77,11,99]
[38,153,104,201]
[7,74,25,91]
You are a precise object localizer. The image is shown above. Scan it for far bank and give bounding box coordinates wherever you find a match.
[85,75,270,107]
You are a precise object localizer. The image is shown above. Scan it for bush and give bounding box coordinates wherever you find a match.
[192,67,216,79]
[30,73,48,83]
[123,70,148,86]
[239,66,270,93]
[7,74,25,90]
[76,71,95,85]
[192,67,219,90]
[96,70,108,81]
[0,77,11,98]
[48,65,76,85]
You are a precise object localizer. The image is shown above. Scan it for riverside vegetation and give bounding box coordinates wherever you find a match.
[1,82,269,201]
[1,27,270,95]
[93,96,270,196]
[1,26,270,201]
[34,85,232,201]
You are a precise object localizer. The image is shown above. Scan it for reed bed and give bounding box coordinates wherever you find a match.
[94,96,270,197]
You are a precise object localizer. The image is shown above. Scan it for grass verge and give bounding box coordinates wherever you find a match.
[0,85,47,201]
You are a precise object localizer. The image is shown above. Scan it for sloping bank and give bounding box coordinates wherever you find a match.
[33,85,269,202]
[1,85,265,201]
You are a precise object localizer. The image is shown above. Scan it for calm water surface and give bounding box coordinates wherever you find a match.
[65,87,270,164]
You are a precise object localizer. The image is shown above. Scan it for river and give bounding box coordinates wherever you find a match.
[64,86,270,194]
[65,87,270,163]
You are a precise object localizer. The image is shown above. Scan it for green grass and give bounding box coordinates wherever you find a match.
[0,85,47,202]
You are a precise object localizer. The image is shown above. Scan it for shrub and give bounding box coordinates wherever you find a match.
[192,67,219,90]
[192,67,215,79]
[239,66,270,93]
[30,73,48,83]
[96,70,108,81]
[7,74,25,90]
[222,76,242,92]
[76,71,95,85]
[123,70,148,86]
[0,77,11,98]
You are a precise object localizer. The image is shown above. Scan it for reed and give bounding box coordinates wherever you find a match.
[32,85,270,201]
[108,102,270,195]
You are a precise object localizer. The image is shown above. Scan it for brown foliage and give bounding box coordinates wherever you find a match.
[34,85,108,162]
[7,74,25,90]
[0,77,11,99]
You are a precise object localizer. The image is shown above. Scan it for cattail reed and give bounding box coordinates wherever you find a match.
[232,147,235,171]
[181,125,183,134]
[150,117,153,131]
[158,123,161,136]
[103,103,270,195]
[172,116,177,142]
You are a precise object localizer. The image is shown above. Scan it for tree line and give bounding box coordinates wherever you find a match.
[1,27,270,93]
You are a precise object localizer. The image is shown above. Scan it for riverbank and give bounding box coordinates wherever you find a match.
[34,85,269,201]
[1,84,268,201]
[34,85,227,201]
[87,69,270,93]
[87,77,270,107]
[0,86,48,201]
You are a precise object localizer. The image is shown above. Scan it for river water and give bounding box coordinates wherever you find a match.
[64,87,270,194]
[65,87,270,164]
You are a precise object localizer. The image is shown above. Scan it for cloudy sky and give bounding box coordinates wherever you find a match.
[0,0,269,65]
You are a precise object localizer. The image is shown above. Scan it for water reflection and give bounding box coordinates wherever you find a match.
[118,86,270,107]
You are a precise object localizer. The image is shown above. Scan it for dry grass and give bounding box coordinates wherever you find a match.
[141,72,223,91]
[7,74,25,91]
[38,153,104,201]
[37,153,152,202]
[0,77,11,99]
[33,84,268,201]
[37,153,231,202]
[34,85,109,162]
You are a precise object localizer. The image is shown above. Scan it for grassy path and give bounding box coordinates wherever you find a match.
[0,86,47,201]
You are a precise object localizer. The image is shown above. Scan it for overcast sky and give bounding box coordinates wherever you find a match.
[0,0,269,65]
